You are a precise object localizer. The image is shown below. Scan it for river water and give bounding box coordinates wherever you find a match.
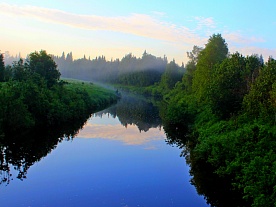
[0,95,208,207]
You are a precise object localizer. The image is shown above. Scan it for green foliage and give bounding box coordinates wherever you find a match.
[192,120,276,207]
[207,53,247,119]
[159,61,184,93]
[12,58,30,81]
[180,46,202,93]
[0,51,119,136]
[28,50,61,87]
[0,82,35,131]
[192,34,228,103]
[161,34,276,206]
[243,57,276,123]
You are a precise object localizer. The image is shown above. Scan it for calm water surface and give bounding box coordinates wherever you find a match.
[0,99,208,207]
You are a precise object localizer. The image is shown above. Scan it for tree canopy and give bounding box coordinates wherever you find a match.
[192,34,228,103]
[28,50,61,87]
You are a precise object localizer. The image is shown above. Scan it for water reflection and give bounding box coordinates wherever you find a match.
[163,117,249,207]
[0,92,223,206]
[0,94,164,185]
[0,93,209,207]
[0,118,87,185]
[78,117,164,145]
[78,95,164,145]
[97,94,162,132]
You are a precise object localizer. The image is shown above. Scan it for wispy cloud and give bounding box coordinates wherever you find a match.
[0,3,205,45]
[194,16,216,29]
[223,32,273,59]
[224,32,265,45]
[1,3,272,61]
[230,46,276,60]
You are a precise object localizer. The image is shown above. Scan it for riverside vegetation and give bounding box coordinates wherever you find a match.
[0,50,118,137]
[43,34,276,207]
[0,50,119,184]
[2,33,276,206]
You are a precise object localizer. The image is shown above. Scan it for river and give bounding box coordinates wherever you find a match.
[0,95,208,207]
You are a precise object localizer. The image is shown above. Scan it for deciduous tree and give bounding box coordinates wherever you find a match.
[192,34,228,103]
[28,50,60,87]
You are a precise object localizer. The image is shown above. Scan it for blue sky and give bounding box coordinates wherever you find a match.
[1,0,276,64]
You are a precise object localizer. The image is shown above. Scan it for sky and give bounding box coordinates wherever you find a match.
[1,0,276,64]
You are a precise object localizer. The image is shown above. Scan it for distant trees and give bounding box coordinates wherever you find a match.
[0,53,4,82]
[53,50,168,87]
[159,60,184,93]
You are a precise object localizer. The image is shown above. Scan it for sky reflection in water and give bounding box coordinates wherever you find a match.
[0,113,208,207]
[78,114,164,146]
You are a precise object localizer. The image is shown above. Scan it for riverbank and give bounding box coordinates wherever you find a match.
[63,79,120,112]
[0,51,120,136]
[0,80,119,136]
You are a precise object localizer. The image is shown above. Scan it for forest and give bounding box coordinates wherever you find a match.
[51,50,185,88]
[2,33,276,206]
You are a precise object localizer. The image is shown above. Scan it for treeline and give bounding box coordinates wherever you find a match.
[52,51,184,87]
[160,34,276,207]
[0,50,118,137]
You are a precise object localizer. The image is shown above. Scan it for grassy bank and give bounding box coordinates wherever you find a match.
[63,79,120,112]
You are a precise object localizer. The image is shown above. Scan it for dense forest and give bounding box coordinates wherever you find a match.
[50,51,184,88]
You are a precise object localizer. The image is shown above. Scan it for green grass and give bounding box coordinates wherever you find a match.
[62,79,119,112]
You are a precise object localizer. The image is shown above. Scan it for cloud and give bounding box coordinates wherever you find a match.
[194,16,216,29]
[77,123,165,146]
[1,3,273,62]
[0,3,205,46]
[224,32,265,45]
[229,46,276,60]
[223,32,273,60]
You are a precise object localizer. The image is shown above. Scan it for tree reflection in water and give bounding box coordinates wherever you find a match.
[96,94,249,206]
[163,117,250,207]
[0,92,249,207]
[0,117,88,185]
[95,94,162,132]
[0,94,163,186]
